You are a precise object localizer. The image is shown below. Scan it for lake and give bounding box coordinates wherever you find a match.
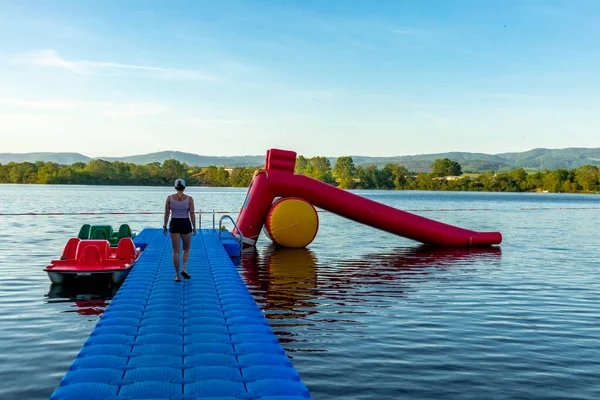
[0,185,599,400]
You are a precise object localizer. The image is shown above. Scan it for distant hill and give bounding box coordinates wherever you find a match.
[341,148,600,172]
[0,151,264,168]
[346,152,511,172]
[0,152,90,165]
[100,151,265,167]
[2,147,600,172]
[496,148,600,171]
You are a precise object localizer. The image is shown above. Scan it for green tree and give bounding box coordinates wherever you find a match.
[230,167,255,187]
[333,156,356,189]
[146,162,163,183]
[113,161,132,184]
[355,165,376,189]
[510,168,529,191]
[431,158,462,177]
[374,167,394,189]
[384,164,410,189]
[8,162,36,183]
[37,162,60,184]
[56,165,74,183]
[543,169,569,193]
[162,159,187,183]
[0,164,8,182]
[526,172,543,191]
[305,156,334,183]
[295,156,309,175]
[574,165,599,192]
[203,166,229,186]
[415,173,438,190]
[85,159,114,184]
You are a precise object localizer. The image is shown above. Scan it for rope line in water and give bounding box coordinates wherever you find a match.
[0,211,237,216]
[0,207,599,217]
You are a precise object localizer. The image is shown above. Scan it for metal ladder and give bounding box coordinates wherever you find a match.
[216,213,244,257]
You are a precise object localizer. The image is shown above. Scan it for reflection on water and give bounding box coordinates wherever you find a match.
[45,281,120,316]
[3,187,600,400]
[240,244,502,345]
[319,245,502,303]
[241,245,319,318]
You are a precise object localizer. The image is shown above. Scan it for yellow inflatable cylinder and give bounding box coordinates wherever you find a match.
[264,197,319,248]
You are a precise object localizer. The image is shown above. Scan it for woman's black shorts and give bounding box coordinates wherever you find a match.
[170,218,192,235]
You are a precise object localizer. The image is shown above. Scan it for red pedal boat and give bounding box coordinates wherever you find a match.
[45,238,140,284]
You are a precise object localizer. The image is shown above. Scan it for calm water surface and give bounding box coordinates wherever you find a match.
[0,185,599,400]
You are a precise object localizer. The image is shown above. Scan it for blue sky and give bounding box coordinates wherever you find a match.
[1,0,599,157]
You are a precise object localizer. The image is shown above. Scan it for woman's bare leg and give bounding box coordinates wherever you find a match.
[170,232,181,280]
[181,233,192,274]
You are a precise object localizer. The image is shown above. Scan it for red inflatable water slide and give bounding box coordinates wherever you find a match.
[234,149,502,247]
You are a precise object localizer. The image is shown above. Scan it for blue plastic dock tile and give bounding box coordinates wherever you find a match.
[228,324,274,334]
[97,317,142,327]
[50,382,118,400]
[146,304,182,312]
[60,368,123,385]
[79,344,132,356]
[223,309,264,318]
[91,326,139,336]
[184,366,242,380]
[70,355,125,370]
[184,353,237,366]
[185,343,234,354]
[226,316,269,325]
[139,325,183,335]
[143,310,183,318]
[50,228,311,399]
[135,333,184,344]
[242,366,300,381]
[246,379,310,397]
[124,366,183,382]
[184,324,229,334]
[118,381,182,398]
[235,343,285,354]
[183,380,245,396]
[131,343,183,355]
[185,333,232,344]
[230,333,279,343]
[128,354,182,367]
[141,317,184,326]
[238,353,293,366]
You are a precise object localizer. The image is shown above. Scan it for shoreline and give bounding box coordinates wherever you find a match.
[1,182,598,195]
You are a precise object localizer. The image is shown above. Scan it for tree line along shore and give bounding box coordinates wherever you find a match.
[1,156,599,193]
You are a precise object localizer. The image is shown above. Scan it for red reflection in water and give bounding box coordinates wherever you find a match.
[71,300,109,315]
[46,281,119,316]
[240,244,502,350]
[240,244,502,315]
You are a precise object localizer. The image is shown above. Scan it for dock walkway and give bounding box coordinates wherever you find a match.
[50,228,311,400]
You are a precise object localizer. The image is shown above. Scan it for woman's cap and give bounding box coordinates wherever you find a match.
[174,178,186,188]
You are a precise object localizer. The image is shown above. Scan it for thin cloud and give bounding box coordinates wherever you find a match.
[0,98,84,110]
[14,50,219,81]
[391,27,431,36]
[469,93,556,101]
[102,103,166,118]
[1,97,166,118]
[182,117,268,125]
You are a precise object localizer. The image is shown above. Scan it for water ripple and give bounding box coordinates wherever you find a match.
[1,187,600,399]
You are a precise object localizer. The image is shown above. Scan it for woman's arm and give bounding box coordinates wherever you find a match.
[163,197,170,230]
[189,196,197,234]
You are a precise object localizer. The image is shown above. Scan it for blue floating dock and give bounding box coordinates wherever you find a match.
[50,228,311,400]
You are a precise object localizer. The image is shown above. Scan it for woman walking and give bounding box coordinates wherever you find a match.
[163,178,196,281]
